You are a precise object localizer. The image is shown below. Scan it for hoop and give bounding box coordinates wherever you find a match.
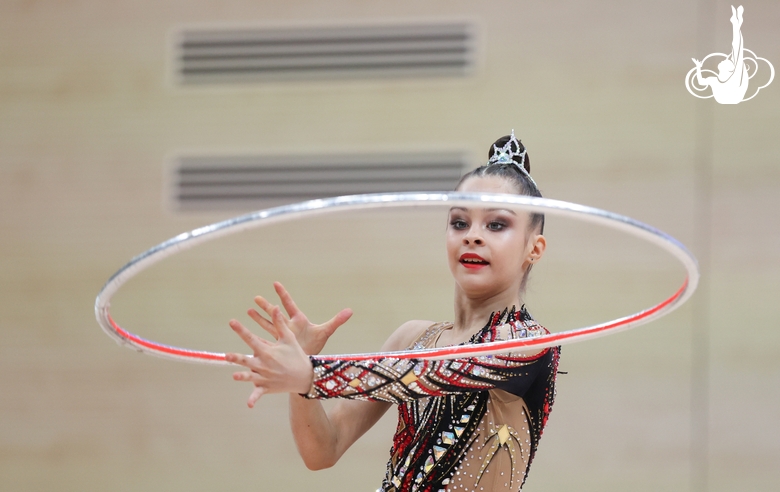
[95,192,699,364]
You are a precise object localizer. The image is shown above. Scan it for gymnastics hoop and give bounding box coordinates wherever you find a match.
[95,192,699,364]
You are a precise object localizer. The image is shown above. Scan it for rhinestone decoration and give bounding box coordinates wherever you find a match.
[303,306,560,492]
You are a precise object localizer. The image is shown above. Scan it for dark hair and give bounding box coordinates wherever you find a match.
[456,135,545,234]
[454,135,545,294]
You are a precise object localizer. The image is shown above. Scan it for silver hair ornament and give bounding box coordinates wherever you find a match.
[487,130,538,188]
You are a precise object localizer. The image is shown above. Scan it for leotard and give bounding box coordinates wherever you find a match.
[304,307,560,491]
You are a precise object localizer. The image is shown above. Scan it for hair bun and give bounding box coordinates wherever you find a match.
[487,132,531,174]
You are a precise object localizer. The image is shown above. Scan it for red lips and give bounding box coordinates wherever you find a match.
[459,253,489,269]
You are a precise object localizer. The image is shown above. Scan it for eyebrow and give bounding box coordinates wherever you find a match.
[449,206,517,215]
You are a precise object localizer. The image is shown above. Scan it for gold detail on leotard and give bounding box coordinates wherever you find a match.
[473,423,526,488]
[401,371,418,386]
[348,378,361,388]
[497,424,510,445]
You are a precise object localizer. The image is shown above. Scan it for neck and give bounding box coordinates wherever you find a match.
[452,288,522,335]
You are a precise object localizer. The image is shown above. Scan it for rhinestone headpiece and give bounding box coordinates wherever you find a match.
[487,130,537,188]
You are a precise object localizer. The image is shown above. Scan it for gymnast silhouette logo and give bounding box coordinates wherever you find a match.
[685,5,774,104]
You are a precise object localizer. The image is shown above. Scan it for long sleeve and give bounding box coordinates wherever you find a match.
[303,348,551,404]
[314,308,561,492]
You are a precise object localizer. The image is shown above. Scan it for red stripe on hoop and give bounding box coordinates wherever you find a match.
[325,277,689,362]
[108,315,226,362]
[107,277,687,364]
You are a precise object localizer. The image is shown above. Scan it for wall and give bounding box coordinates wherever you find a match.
[1,1,778,491]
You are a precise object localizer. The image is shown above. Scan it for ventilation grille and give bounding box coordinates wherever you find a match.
[172,153,467,211]
[174,23,474,84]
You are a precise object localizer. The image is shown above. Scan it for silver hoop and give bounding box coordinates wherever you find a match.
[94,192,699,364]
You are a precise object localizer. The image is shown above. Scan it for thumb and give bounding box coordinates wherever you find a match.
[322,308,353,337]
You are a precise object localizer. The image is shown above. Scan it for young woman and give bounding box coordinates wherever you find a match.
[226,133,560,491]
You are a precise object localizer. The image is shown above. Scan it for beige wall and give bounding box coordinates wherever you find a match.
[2,1,778,491]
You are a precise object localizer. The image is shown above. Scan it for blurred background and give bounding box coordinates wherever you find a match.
[1,1,778,491]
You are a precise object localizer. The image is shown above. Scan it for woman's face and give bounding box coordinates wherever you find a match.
[447,175,541,299]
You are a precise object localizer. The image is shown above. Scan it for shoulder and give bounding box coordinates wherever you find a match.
[515,306,548,337]
[380,319,439,352]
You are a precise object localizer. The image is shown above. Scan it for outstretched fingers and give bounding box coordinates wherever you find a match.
[230,370,266,408]
[229,319,271,354]
[273,282,301,319]
[228,289,315,409]
[225,351,261,370]
[247,386,265,408]
[271,305,296,342]
[253,295,278,318]
[247,308,281,340]
[322,308,354,337]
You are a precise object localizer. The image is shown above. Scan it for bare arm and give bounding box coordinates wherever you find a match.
[288,378,390,469]
[226,284,431,469]
[692,58,710,87]
[288,319,431,469]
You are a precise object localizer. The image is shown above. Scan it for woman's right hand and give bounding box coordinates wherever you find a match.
[249,282,352,355]
[226,306,315,408]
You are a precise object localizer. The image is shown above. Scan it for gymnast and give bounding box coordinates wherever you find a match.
[692,5,748,104]
[226,133,561,491]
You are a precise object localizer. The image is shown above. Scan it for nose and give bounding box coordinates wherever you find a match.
[463,227,484,245]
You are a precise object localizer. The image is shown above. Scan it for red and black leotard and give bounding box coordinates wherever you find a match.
[304,307,560,491]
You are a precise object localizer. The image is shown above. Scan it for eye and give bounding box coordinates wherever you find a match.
[450,218,468,230]
[487,221,506,231]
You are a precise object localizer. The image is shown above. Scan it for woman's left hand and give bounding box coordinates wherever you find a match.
[226,305,314,408]
[251,282,352,356]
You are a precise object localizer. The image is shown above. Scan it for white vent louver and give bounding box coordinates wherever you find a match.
[172,153,467,211]
[175,23,474,84]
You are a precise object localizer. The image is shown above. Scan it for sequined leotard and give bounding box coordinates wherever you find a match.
[304,307,560,491]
